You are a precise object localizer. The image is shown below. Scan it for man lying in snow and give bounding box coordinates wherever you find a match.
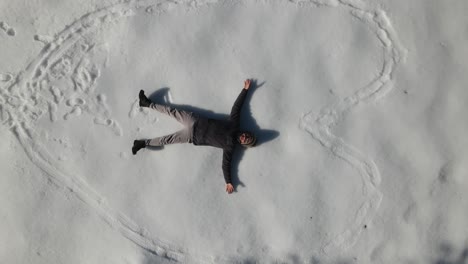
[132,79,256,194]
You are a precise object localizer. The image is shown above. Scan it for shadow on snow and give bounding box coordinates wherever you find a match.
[145,79,280,191]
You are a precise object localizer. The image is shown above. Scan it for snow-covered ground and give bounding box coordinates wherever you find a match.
[1,0,468,263]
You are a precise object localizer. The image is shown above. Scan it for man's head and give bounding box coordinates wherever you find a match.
[237,131,256,147]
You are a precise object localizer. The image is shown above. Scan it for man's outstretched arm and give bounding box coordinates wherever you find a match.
[222,149,234,194]
[230,79,251,124]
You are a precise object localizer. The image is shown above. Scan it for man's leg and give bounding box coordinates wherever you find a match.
[132,128,191,155]
[149,103,198,128]
[146,128,192,146]
[139,90,197,127]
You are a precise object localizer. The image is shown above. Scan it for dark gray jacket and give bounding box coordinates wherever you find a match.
[192,88,248,184]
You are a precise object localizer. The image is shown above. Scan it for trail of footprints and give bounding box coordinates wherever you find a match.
[0,0,406,262]
[1,34,122,136]
[0,21,16,36]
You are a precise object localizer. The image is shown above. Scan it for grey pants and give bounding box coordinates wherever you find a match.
[146,103,198,146]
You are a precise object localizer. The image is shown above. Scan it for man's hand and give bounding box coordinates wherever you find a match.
[226,183,234,194]
[243,79,251,90]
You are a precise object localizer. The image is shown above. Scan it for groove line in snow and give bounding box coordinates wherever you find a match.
[301,0,406,254]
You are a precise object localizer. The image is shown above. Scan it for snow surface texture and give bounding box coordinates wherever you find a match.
[1,0,468,263]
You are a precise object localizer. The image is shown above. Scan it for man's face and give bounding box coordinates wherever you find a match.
[239,132,253,145]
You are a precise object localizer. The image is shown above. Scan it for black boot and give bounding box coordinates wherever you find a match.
[132,140,146,155]
[139,90,152,107]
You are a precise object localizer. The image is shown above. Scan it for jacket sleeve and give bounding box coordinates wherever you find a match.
[230,88,248,125]
[222,148,233,184]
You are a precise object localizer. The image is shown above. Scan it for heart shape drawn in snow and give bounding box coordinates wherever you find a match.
[0,0,406,262]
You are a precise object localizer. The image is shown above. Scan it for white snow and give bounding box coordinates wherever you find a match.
[1,0,468,263]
